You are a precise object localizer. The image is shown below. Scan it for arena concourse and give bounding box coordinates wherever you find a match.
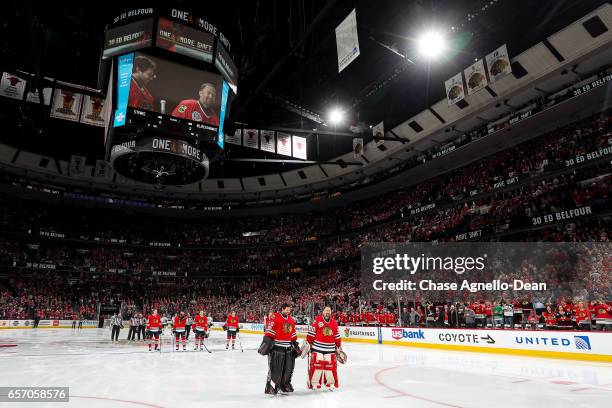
[0,1,611,407]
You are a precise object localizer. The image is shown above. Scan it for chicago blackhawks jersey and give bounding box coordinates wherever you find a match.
[226,315,239,330]
[264,312,297,347]
[306,315,341,354]
[194,315,208,330]
[171,99,219,126]
[146,315,162,332]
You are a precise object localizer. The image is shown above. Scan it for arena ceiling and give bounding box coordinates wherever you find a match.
[0,0,609,181]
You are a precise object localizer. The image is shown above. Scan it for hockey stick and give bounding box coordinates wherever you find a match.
[237,332,244,352]
[201,338,212,353]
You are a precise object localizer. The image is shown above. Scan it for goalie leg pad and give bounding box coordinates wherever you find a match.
[308,352,338,388]
[280,349,296,390]
[268,349,287,387]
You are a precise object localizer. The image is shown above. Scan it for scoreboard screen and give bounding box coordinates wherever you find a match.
[113,52,233,147]
[103,18,154,59]
[156,17,214,63]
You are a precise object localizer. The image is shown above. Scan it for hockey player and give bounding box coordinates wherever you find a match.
[146,309,163,352]
[258,303,300,395]
[305,306,344,389]
[173,312,188,351]
[225,310,240,350]
[193,310,209,351]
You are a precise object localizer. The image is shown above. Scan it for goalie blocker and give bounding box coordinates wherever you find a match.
[304,306,345,389]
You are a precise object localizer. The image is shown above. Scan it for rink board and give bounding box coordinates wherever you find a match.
[6,319,609,362]
[380,327,612,362]
[0,319,98,329]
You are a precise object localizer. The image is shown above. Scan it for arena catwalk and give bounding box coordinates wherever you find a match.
[1,328,611,408]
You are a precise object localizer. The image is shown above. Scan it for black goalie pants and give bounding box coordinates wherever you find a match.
[266,346,295,391]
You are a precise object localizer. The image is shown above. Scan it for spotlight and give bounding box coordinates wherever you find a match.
[328,108,344,125]
[417,30,446,59]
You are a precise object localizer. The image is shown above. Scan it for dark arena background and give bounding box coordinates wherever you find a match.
[0,1,611,407]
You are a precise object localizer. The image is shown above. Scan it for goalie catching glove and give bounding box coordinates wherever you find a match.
[336,349,347,364]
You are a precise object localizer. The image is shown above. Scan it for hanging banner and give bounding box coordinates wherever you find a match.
[226,128,242,145]
[464,59,488,95]
[25,86,53,105]
[353,138,364,159]
[69,155,87,177]
[50,88,83,122]
[0,72,26,100]
[336,9,360,73]
[277,132,292,156]
[486,44,512,83]
[292,136,307,160]
[260,130,276,153]
[445,72,465,106]
[243,129,259,149]
[94,160,111,180]
[372,121,385,146]
[80,95,107,127]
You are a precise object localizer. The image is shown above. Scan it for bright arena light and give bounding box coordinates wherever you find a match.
[328,108,344,125]
[417,30,446,59]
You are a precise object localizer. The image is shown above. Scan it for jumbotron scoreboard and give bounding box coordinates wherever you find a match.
[101,8,238,185]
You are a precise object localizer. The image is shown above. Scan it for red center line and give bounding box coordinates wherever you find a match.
[71,395,165,408]
[570,387,593,392]
[374,366,465,408]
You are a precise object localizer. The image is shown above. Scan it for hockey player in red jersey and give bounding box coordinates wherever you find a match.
[305,306,343,389]
[258,303,300,395]
[128,55,156,111]
[193,310,209,351]
[225,310,239,350]
[171,83,219,126]
[146,309,163,352]
[173,311,188,351]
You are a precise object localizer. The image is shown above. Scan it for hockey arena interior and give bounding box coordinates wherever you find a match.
[1,1,612,407]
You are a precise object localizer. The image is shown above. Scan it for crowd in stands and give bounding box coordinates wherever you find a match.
[1,113,610,248]
[0,114,610,331]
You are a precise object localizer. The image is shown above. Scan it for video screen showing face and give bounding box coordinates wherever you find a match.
[127,52,223,127]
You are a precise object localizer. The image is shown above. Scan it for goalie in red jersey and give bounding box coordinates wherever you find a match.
[304,306,345,389]
[258,303,300,395]
[193,310,209,351]
[170,83,219,126]
[146,309,163,352]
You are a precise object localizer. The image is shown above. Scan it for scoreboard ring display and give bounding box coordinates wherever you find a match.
[101,8,238,185]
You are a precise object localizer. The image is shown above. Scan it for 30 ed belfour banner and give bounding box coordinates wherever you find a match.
[464,59,488,95]
[0,72,26,100]
[80,95,107,127]
[372,121,384,146]
[226,128,242,145]
[277,132,292,156]
[486,44,512,83]
[335,9,360,73]
[243,129,259,149]
[260,130,276,153]
[50,88,83,121]
[292,136,307,160]
[445,72,465,106]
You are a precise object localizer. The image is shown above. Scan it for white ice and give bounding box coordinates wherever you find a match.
[1,328,611,408]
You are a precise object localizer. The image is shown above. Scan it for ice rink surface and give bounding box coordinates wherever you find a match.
[1,328,611,408]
